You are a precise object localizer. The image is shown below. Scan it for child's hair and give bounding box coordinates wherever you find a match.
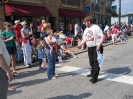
[47,30,53,35]
[76,33,82,40]
[62,41,66,45]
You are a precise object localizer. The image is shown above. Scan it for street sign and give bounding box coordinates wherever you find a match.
[85,6,90,12]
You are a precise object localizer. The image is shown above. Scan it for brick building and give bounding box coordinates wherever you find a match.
[0,0,113,31]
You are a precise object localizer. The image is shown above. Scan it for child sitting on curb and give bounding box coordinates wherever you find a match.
[60,42,78,58]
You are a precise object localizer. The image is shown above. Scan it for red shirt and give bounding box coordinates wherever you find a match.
[39,22,44,32]
[14,25,21,38]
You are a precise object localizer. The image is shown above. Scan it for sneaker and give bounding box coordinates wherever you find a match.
[39,68,44,71]
[28,63,33,66]
[73,55,78,58]
[25,64,29,67]
[59,59,64,63]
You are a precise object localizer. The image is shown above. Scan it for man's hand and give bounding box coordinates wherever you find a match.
[76,46,81,50]
[96,44,101,50]
[6,71,13,82]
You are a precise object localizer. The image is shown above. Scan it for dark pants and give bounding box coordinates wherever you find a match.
[38,59,43,68]
[88,45,103,79]
[0,68,8,99]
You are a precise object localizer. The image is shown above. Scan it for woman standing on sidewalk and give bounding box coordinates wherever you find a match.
[41,23,58,80]
[21,21,33,67]
[1,22,20,74]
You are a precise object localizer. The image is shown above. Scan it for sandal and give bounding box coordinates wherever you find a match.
[54,74,59,77]
[12,71,21,74]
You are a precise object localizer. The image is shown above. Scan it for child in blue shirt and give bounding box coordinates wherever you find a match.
[37,42,44,70]
[16,40,23,62]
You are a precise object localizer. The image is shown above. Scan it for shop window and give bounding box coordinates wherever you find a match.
[68,0,73,5]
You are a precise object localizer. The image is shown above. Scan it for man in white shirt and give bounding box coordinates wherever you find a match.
[74,21,79,37]
[76,16,105,83]
[0,37,13,99]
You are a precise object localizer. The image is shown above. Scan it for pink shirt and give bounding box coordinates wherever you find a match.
[112,28,118,34]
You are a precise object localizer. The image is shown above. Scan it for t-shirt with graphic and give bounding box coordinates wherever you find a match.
[83,24,104,47]
[2,30,16,47]
[0,38,10,66]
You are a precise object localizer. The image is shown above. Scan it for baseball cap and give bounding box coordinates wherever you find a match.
[83,16,93,22]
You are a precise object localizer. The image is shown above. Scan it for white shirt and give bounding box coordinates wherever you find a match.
[0,38,10,66]
[59,34,67,39]
[21,28,30,36]
[83,24,104,47]
[74,24,79,33]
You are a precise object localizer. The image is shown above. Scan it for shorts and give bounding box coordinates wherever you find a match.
[6,47,17,55]
[112,34,117,40]
[0,68,8,99]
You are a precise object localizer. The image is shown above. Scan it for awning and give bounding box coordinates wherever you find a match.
[4,4,52,16]
[59,8,86,18]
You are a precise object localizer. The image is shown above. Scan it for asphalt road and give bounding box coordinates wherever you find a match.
[7,36,133,99]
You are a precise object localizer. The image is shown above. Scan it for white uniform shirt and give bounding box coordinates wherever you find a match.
[74,24,79,35]
[83,24,103,47]
[0,38,10,66]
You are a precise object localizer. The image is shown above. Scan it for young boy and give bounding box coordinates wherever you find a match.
[37,43,44,70]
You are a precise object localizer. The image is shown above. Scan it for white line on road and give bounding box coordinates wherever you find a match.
[56,64,133,85]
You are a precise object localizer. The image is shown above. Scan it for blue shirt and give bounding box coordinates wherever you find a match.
[37,49,43,59]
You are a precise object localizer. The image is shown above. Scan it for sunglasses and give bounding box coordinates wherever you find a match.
[7,25,11,27]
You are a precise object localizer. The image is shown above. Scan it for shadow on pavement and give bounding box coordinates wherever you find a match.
[14,69,46,79]
[10,78,49,89]
[47,92,92,99]
[99,67,131,81]
[7,90,22,96]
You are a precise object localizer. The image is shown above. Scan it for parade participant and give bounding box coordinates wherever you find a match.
[21,21,33,67]
[1,22,20,74]
[76,16,105,83]
[41,23,58,80]
[0,37,13,99]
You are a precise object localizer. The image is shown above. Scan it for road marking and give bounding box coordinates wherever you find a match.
[56,64,133,85]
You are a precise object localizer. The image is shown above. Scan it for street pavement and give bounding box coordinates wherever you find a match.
[7,34,133,99]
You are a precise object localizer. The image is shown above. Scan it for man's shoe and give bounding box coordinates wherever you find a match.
[87,74,92,77]
[89,78,97,83]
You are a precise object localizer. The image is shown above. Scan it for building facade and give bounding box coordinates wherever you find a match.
[0,0,113,31]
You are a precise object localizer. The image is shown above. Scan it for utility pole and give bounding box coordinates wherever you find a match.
[119,0,121,29]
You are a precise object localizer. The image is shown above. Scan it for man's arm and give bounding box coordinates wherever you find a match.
[0,54,13,82]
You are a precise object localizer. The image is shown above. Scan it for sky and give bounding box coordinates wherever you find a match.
[112,0,133,15]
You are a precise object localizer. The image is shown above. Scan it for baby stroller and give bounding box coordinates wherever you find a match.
[31,44,38,63]
[30,35,39,63]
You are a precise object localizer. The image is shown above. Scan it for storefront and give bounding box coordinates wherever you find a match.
[4,3,51,26]
[92,14,100,24]
[59,8,86,33]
